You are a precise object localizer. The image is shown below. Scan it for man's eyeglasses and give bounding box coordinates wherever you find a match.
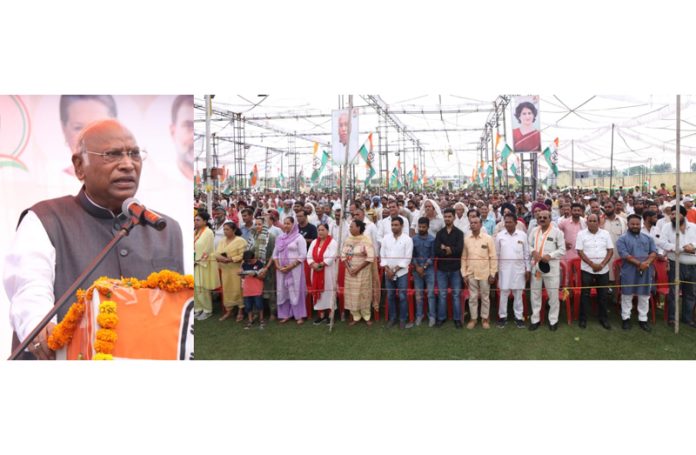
[83,148,147,163]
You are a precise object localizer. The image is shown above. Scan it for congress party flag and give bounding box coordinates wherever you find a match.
[542,137,559,176]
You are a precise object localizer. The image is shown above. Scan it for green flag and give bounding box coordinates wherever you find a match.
[542,138,559,176]
[311,150,329,183]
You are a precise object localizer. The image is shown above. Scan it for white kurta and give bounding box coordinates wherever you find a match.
[306,238,338,310]
[495,229,530,290]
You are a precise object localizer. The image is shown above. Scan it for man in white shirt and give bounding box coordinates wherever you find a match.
[575,213,614,330]
[4,119,184,360]
[380,216,413,329]
[377,200,410,253]
[495,213,530,328]
[528,209,566,331]
[660,205,696,327]
[353,208,379,253]
[212,205,228,249]
[641,210,667,255]
[453,202,470,235]
[599,200,627,284]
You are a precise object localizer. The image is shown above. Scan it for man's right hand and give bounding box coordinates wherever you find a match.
[29,323,56,360]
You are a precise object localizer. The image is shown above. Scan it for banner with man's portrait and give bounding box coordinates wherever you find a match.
[331,108,359,165]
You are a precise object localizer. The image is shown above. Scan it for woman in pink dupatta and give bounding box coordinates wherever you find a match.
[272,217,308,324]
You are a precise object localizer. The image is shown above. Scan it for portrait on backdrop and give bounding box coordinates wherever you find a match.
[331,108,359,165]
[511,95,541,152]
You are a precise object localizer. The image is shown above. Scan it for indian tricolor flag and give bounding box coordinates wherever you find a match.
[542,137,559,176]
[496,132,513,165]
[311,142,330,184]
[357,133,376,185]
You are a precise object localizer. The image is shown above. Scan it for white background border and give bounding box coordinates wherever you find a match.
[2,1,694,454]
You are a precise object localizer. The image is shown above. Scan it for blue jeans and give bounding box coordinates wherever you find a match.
[385,272,409,322]
[668,261,696,323]
[436,270,462,322]
[244,295,264,313]
[413,266,435,319]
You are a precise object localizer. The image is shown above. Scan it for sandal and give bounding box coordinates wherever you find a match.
[236,311,245,322]
[219,310,233,321]
[296,318,305,325]
[279,318,290,324]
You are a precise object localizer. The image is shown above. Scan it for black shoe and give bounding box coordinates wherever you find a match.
[622,319,631,330]
[528,322,540,331]
[313,316,324,325]
[685,320,696,329]
[600,319,612,330]
[639,321,652,332]
[454,320,463,329]
[497,318,506,328]
[435,320,445,328]
[667,320,675,328]
[515,318,526,329]
[549,322,558,331]
[387,319,397,328]
[578,319,587,329]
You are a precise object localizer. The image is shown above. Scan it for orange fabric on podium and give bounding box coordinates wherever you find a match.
[65,286,194,360]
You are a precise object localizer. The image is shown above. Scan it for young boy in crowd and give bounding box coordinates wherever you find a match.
[241,250,266,329]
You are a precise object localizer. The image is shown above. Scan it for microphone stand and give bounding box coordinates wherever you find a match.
[8,215,141,360]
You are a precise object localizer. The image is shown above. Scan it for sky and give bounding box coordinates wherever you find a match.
[194,95,696,183]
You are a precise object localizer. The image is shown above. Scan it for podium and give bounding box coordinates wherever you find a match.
[51,272,194,360]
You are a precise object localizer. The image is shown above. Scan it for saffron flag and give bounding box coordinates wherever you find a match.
[250,164,258,187]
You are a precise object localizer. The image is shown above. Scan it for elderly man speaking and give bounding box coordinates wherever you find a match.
[4,119,185,360]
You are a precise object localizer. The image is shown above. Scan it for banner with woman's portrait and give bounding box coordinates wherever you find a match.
[511,96,541,152]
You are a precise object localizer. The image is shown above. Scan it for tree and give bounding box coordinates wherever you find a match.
[652,162,672,173]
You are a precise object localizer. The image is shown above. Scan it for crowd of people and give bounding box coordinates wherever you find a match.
[193,182,696,332]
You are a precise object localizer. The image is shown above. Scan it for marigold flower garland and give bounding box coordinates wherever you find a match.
[46,299,85,351]
[45,270,193,359]
[94,300,118,360]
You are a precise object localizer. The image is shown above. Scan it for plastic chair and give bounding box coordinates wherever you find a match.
[407,264,416,322]
[652,257,670,322]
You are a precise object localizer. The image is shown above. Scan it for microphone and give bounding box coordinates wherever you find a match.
[122,198,167,231]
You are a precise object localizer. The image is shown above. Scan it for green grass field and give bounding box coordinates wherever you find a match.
[195,301,696,360]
